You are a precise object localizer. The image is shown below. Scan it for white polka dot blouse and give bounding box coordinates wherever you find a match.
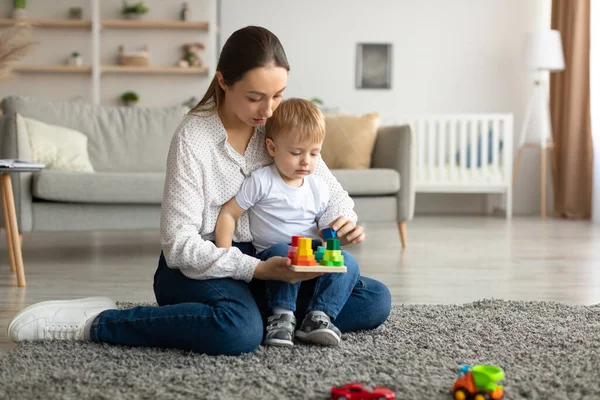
[160,109,357,283]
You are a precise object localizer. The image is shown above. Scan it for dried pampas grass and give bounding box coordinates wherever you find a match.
[0,23,35,78]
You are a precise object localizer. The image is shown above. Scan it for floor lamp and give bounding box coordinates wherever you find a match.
[513,30,565,218]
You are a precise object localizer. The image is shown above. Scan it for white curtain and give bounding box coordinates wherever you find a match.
[592,1,600,223]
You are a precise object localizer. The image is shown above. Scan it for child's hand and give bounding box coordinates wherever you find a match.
[322,216,366,245]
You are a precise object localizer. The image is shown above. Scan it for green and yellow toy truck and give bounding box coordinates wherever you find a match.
[452,365,505,400]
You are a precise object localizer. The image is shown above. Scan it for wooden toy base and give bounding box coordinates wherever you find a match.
[289,265,347,273]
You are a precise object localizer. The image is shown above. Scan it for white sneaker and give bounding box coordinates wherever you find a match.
[8,296,117,342]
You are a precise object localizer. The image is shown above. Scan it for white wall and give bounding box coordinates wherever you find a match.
[0,0,555,216]
[0,0,215,108]
[220,0,552,216]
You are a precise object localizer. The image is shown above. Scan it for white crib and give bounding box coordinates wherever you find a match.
[392,114,513,219]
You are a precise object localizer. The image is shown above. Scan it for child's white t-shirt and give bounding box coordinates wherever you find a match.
[235,164,330,253]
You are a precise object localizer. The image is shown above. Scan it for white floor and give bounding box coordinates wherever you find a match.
[2,216,600,355]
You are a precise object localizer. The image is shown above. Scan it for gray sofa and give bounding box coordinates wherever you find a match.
[0,96,414,246]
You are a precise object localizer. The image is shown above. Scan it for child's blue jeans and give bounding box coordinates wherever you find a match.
[256,241,359,319]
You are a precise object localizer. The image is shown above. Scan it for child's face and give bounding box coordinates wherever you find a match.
[266,133,323,184]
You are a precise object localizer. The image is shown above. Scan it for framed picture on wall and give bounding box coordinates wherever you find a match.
[355,43,392,89]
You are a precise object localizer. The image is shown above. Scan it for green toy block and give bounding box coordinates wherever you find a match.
[320,259,344,266]
[314,246,326,261]
[326,238,340,250]
[322,253,343,261]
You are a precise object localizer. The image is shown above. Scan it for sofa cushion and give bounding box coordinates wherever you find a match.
[321,113,380,169]
[33,170,165,204]
[19,114,95,173]
[331,168,400,196]
[2,96,188,173]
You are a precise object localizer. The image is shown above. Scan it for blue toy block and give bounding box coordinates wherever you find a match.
[321,227,337,240]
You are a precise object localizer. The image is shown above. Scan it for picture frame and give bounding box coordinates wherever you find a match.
[355,43,392,89]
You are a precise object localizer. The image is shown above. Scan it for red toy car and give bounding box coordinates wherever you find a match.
[331,382,395,400]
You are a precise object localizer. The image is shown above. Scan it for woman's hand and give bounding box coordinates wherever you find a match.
[322,216,366,246]
[254,256,323,283]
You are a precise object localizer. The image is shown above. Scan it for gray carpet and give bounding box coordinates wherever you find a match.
[1,299,599,400]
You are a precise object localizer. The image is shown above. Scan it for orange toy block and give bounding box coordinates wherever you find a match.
[295,255,317,266]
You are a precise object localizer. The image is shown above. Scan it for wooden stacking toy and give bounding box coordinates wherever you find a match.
[288,232,347,273]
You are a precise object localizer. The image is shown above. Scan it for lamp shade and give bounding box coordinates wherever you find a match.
[523,30,565,71]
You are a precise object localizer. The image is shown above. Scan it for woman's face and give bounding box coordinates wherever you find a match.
[219,66,288,127]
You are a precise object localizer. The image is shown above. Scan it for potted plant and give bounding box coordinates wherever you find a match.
[13,0,26,19]
[68,6,83,20]
[121,1,149,20]
[68,51,82,67]
[121,91,139,107]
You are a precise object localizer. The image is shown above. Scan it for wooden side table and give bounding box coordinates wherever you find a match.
[1,167,44,287]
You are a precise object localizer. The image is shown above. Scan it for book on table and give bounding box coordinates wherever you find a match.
[0,159,45,169]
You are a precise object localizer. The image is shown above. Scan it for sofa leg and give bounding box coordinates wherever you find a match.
[397,221,407,248]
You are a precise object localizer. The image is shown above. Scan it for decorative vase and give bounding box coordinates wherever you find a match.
[180,2,190,21]
[12,8,26,19]
[121,98,139,107]
[68,55,82,67]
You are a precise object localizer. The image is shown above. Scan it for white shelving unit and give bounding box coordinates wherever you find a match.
[7,0,217,106]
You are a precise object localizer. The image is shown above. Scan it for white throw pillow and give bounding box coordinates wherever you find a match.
[17,114,95,173]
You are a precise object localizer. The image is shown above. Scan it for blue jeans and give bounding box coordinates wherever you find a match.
[257,242,359,319]
[90,242,391,355]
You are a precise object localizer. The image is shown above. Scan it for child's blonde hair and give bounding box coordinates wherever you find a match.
[265,98,326,144]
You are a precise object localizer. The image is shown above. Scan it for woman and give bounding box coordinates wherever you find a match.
[8,26,391,355]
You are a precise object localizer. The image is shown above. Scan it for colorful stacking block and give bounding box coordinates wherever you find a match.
[321,227,337,240]
[314,245,326,262]
[294,238,317,266]
[287,235,346,273]
[320,238,344,267]
[327,238,341,250]
[287,235,303,259]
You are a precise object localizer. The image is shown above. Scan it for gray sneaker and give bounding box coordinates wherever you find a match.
[264,313,296,348]
[295,311,341,346]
